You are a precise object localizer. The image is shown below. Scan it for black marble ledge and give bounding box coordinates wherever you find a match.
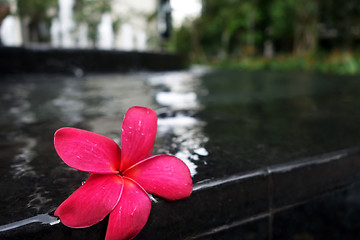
[269,147,360,210]
[0,47,187,75]
[1,146,360,240]
[272,181,360,240]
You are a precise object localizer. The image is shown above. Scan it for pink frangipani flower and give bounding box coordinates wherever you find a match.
[54,106,192,240]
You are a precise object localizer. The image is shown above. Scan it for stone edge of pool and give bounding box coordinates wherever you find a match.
[1,146,360,240]
[0,47,188,75]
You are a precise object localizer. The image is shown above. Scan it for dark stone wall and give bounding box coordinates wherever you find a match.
[0,47,187,75]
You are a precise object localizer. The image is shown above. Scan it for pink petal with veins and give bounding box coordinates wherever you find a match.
[55,127,120,174]
[105,178,151,240]
[120,106,157,171]
[55,174,123,228]
[124,155,193,201]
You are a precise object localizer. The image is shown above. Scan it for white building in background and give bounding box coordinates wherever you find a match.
[52,0,159,50]
[58,0,75,48]
[0,0,202,50]
[97,13,114,50]
[0,0,22,46]
[110,0,202,50]
[112,0,158,51]
[170,0,202,28]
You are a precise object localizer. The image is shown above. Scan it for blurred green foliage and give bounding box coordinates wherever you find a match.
[17,0,57,19]
[215,52,360,75]
[169,0,360,74]
[168,23,192,55]
[17,0,58,42]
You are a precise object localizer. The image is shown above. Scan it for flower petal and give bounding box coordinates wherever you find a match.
[120,106,157,171]
[124,155,193,201]
[105,178,151,240]
[54,174,123,228]
[55,127,120,173]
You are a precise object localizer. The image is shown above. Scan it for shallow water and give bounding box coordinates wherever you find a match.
[1,69,360,226]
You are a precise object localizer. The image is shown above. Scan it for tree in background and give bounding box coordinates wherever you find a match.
[320,0,360,51]
[17,0,58,43]
[268,0,295,53]
[0,0,10,45]
[189,0,262,60]
[0,0,9,24]
[170,0,360,62]
[293,0,318,55]
[73,0,111,45]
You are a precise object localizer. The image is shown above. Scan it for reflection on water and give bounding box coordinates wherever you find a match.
[3,83,37,179]
[148,67,209,110]
[27,185,52,212]
[11,135,36,178]
[82,74,156,137]
[156,92,198,109]
[53,79,85,125]
[148,67,210,176]
[157,112,208,176]
[6,83,36,125]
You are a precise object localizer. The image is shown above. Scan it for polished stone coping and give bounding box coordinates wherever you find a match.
[2,146,359,239]
[0,47,187,75]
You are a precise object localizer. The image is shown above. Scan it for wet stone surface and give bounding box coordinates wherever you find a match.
[1,69,360,239]
[272,182,360,240]
[199,70,360,176]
